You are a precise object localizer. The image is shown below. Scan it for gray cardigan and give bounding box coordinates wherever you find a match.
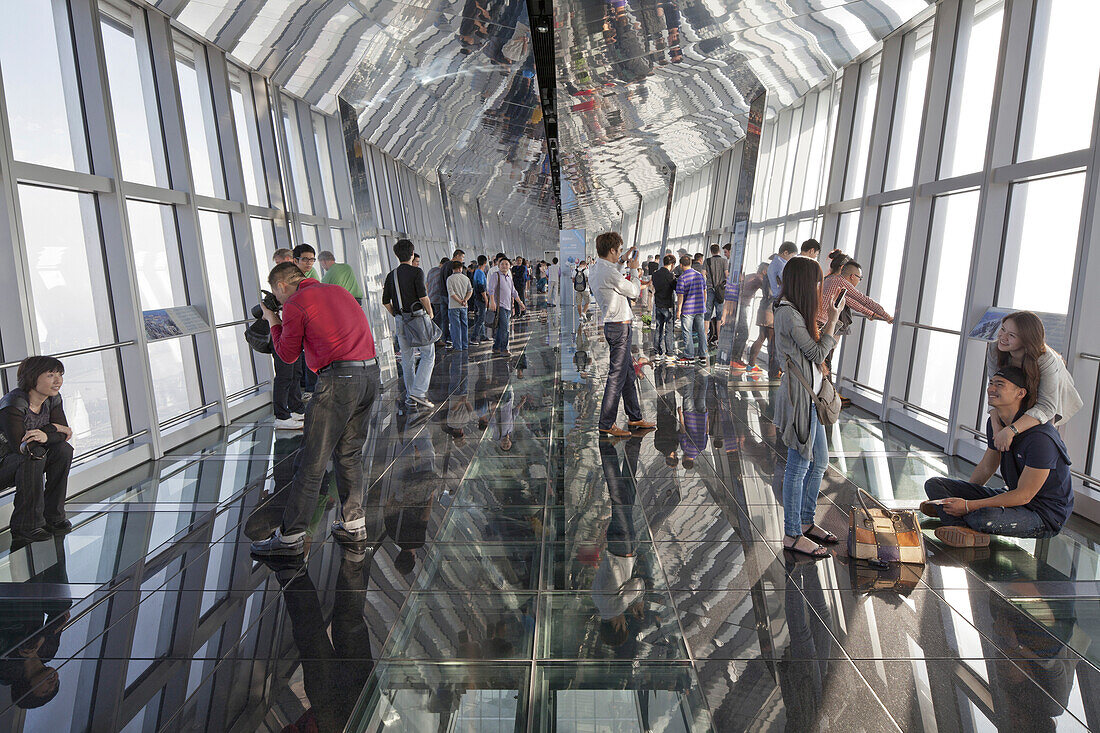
[985,343,1083,425]
[773,300,837,460]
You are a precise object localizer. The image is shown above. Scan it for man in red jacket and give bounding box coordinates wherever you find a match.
[252,262,379,556]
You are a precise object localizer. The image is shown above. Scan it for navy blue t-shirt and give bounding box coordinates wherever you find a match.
[986,418,1073,532]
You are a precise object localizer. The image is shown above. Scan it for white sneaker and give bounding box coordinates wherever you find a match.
[274,418,304,430]
[290,412,305,422]
[409,394,436,410]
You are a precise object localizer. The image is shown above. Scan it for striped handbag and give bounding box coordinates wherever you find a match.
[847,488,926,567]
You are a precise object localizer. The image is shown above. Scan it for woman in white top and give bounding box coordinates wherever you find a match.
[986,311,1083,450]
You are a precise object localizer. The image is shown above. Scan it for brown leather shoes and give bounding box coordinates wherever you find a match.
[600,425,631,437]
[627,419,656,430]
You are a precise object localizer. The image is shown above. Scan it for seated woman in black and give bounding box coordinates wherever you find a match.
[0,356,73,545]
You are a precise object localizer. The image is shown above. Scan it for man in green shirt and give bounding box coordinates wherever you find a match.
[319,250,364,301]
[292,244,321,281]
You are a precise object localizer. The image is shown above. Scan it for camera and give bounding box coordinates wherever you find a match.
[251,290,281,319]
[21,441,47,459]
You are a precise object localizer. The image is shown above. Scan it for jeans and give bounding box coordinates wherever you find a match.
[396,325,435,400]
[680,313,706,359]
[599,322,643,430]
[471,298,487,341]
[706,287,723,321]
[434,302,449,343]
[448,306,469,350]
[493,307,512,352]
[283,363,380,535]
[0,441,72,533]
[924,477,1055,538]
[782,409,828,537]
[653,307,676,356]
[273,352,305,419]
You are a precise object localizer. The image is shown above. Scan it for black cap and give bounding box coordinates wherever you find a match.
[992,366,1028,391]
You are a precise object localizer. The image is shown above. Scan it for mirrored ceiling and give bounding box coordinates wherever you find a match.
[155,0,932,234]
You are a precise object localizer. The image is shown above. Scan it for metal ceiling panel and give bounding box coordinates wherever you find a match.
[155,0,931,234]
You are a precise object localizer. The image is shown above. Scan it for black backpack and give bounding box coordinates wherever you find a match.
[573,268,588,292]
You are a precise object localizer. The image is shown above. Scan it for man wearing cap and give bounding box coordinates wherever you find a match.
[251,261,380,556]
[921,366,1073,547]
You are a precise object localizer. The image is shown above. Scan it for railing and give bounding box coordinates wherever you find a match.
[0,340,135,370]
[158,401,220,431]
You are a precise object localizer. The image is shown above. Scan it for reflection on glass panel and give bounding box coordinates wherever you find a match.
[229,67,268,206]
[312,112,340,217]
[800,90,833,211]
[124,562,177,687]
[920,191,980,330]
[173,34,225,198]
[1017,0,1100,161]
[940,0,1004,178]
[777,104,804,215]
[197,210,243,324]
[885,21,933,191]
[857,201,909,391]
[300,223,319,249]
[0,0,88,170]
[999,173,1085,314]
[217,325,253,396]
[281,99,313,214]
[250,216,277,292]
[18,185,114,352]
[99,3,167,186]
[127,200,188,309]
[844,55,880,200]
[147,337,203,422]
[907,329,960,418]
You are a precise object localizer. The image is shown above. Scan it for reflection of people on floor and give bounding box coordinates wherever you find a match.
[678,378,709,470]
[0,541,71,709]
[384,429,437,575]
[987,593,1080,731]
[262,548,374,731]
[922,366,1073,548]
[653,367,680,466]
[776,558,836,725]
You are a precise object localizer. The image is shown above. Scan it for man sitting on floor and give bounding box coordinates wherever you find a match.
[921,366,1073,547]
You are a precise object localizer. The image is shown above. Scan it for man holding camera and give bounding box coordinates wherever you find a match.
[251,262,380,556]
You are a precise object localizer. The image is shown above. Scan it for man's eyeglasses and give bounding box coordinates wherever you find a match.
[298,256,316,264]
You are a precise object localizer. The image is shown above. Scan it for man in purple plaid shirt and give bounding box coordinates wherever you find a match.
[676,255,708,364]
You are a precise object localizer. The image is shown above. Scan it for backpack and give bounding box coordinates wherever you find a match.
[573,268,588,292]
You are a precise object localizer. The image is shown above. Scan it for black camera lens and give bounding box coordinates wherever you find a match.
[22,441,47,459]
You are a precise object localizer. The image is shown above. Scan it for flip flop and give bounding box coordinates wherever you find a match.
[783,537,829,558]
[803,524,839,545]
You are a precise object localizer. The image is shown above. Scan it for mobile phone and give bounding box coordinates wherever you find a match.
[834,289,846,307]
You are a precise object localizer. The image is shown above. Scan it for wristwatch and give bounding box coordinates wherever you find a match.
[1008,424,1020,435]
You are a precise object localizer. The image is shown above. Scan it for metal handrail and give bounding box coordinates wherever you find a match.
[71,430,148,467]
[839,376,884,395]
[889,396,949,422]
[0,340,135,370]
[226,382,269,401]
[898,321,962,336]
[158,401,219,430]
[1079,353,1100,362]
[960,426,1100,489]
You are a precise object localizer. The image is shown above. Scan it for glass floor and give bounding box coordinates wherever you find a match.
[1,298,1099,731]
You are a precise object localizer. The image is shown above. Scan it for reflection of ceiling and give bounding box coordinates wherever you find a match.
[155,0,931,234]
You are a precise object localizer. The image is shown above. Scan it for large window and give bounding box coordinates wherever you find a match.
[229,66,269,206]
[844,55,881,199]
[0,0,89,171]
[250,217,278,291]
[99,1,168,187]
[884,22,933,191]
[197,210,255,396]
[173,33,226,198]
[856,202,908,391]
[1016,0,1100,161]
[281,99,313,215]
[939,0,1004,178]
[312,112,340,217]
[998,172,1086,314]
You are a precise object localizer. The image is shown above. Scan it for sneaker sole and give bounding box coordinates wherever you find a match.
[934,526,990,548]
[251,545,304,557]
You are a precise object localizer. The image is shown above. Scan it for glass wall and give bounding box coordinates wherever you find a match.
[736,0,1100,514]
[0,0,358,470]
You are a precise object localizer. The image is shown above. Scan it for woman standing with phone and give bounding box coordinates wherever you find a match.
[772,257,844,558]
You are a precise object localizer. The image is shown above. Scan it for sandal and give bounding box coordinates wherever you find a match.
[783,536,829,559]
[803,524,839,545]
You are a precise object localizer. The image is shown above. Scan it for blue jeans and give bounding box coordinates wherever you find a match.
[782,409,828,537]
[434,302,449,343]
[680,313,706,359]
[653,307,676,356]
[493,307,512,352]
[599,322,643,430]
[448,306,469,350]
[471,298,487,342]
[924,477,1055,538]
[396,324,435,400]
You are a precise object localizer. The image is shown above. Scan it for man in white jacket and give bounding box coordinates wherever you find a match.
[548,257,560,306]
[589,232,656,438]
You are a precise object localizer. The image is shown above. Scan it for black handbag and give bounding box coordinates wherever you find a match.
[244,317,272,354]
[391,269,442,348]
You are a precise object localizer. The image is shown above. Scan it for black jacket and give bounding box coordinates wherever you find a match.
[0,390,67,457]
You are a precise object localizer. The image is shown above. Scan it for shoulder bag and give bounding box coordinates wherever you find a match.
[847,488,926,568]
[785,354,842,426]
[485,272,501,329]
[391,268,441,348]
